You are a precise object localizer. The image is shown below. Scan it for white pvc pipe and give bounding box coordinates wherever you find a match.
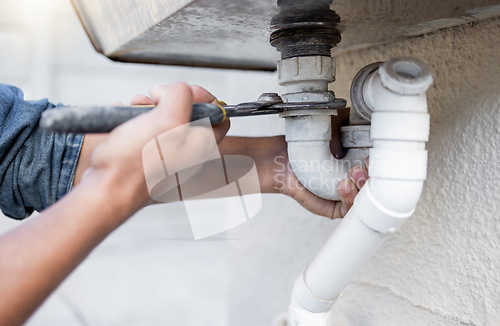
[287,57,433,324]
[292,207,388,313]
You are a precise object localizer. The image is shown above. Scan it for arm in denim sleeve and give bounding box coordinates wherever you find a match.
[0,84,84,219]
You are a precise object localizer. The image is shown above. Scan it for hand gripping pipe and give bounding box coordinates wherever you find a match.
[280,56,368,201]
[285,57,433,325]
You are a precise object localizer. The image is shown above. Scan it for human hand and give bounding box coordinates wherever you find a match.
[82,83,230,214]
[96,84,367,219]
[270,139,369,219]
[217,134,368,220]
[127,85,230,144]
[249,107,368,219]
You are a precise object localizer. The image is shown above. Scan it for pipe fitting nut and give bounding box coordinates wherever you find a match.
[278,56,335,86]
[379,57,433,95]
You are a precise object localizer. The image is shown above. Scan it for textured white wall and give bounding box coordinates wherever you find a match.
[333,18,500,326]
[228,17,500,326]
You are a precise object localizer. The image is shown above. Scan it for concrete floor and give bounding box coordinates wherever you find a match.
[0,204,230,326]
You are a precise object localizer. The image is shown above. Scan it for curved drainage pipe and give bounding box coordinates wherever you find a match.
[280,56,368,201]
[286,114,350,200]
[284,57,433,325]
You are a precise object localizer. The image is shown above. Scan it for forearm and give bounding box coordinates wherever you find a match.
[73,134,108,186]
[0,170,139,325]
[75,135,287,194]
[218,136,286,194]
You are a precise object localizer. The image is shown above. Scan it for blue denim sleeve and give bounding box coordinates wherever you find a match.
[0,84,84,219]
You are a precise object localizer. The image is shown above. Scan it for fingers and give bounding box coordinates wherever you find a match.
[337,179,358,217]
[281,171,345,219]
[134,85,218,106]
[212,119,230,144]
[190,85,217,104]
[349,165,369,190]
[290,185,352,220]
[94,84,195,159]
[189,85,229,143]
[336,159,369,217]
[149,83,193,129]
[131,84,228,143]
[288,181,338,219]
[130,94,154,106]
[338,179,357,206]
[282,166,365,219]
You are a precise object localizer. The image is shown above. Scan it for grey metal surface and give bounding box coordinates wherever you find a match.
[72,0,500,71]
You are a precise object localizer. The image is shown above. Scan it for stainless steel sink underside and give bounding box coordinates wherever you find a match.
[72,0,500,70]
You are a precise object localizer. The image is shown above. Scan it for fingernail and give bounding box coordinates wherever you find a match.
[337,179,346,191]
[350,165,363,179]
[340,203,350,217]
[357,178,367,189]
[340,179,352,192]
[356,168,368,180]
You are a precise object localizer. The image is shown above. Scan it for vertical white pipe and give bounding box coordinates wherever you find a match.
[304,208,388,305]
[287,57,433,324]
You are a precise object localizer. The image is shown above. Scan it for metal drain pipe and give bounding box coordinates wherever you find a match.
[271,0,358,201]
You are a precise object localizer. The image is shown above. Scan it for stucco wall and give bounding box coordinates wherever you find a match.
[229,17,500,326]
[334,17,500,326]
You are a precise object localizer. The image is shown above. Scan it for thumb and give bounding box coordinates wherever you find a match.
[98,83,195,155]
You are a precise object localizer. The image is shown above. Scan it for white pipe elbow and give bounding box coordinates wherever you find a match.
[358,57,433,231]
[285,114,348,201]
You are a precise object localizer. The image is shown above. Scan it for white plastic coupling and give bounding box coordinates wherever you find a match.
[292,272,339,314]
[379,57,433,95]
[288,295,335,326]
[353,180,415,233]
